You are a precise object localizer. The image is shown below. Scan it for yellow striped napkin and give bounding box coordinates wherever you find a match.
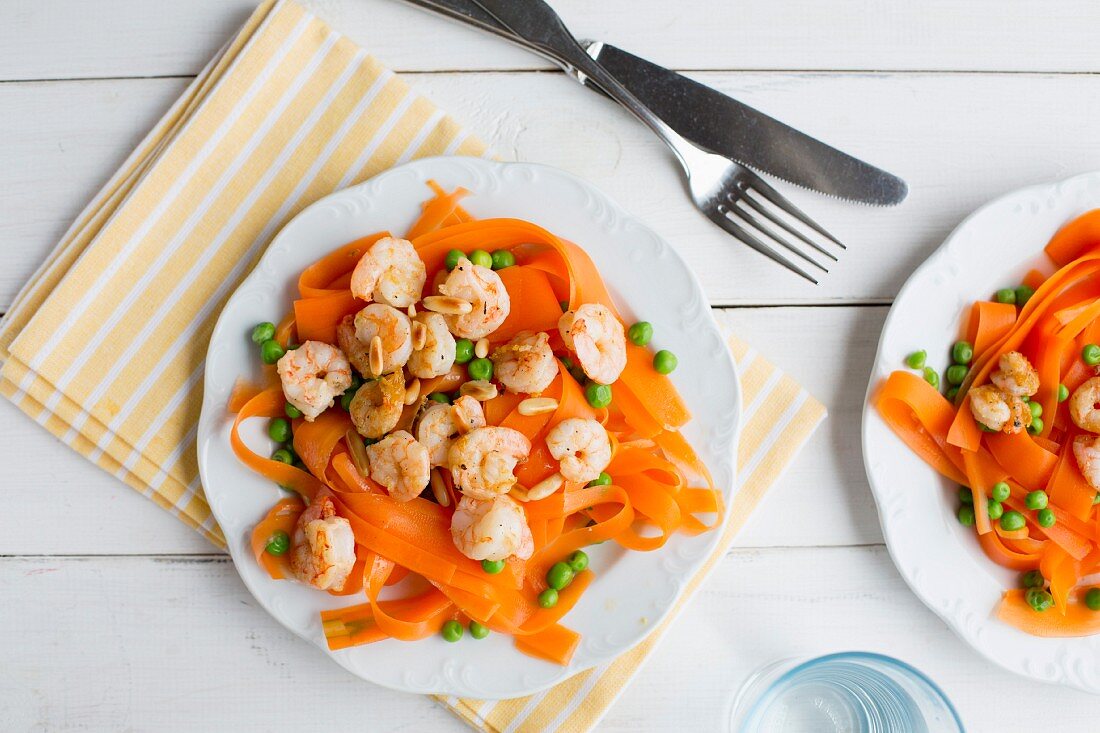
[0,1,825,730]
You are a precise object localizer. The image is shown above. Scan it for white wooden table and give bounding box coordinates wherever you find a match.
[4,1,1100,729]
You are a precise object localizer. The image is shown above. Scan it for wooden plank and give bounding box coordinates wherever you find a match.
[7,71,1100,309]
[4,548,1097,730]
[4,0,1100,79]
[2,305,881,556]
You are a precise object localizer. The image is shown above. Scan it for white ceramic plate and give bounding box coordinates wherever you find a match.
[862,171,1100,694]
[197,156,740,698]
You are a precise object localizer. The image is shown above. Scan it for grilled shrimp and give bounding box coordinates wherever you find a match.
[289,494,356,591]
[365,430,430,502]
[545,417,612,483]
[438,256,510,339]
[407,311,456,379]
[968,384,1031,434]
[448,426,531,500]
[491,331,557,394]
[350,236,426,308]
[990,351,1039,398]
[1073,434,1100,492]
[354,303,413,375]
[277,341,352,421]
[349,371,405,439]
[1070,376,1100,433]
[558,303,626,385]
[450,494,534,562]
[336,315,371,377]
[415,396,486,466]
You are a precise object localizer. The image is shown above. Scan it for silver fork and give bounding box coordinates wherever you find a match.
[471,0,843,283]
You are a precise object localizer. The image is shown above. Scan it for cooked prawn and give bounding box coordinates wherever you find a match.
[450,494,534,562]
[438,256,510,339]
[990,351,1039,398]
[365,430,430,502]
[558,303,626,385]
[968,384,1030,434]
[415,396,486,466]
[349,371,405,439]
[350,236,426,308]
[289,494,356,591]
[336,314,371,377]
[1073,434,1100,492]
[277,341,352,421]
[448,426,531,500]
[407,311,456,379]
[545,417,612,482]
[491,330,557,394]
[353,303,413,375]
[1070,376,1100,433]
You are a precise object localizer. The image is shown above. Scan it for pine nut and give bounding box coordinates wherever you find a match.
[517,397,558,416]
[412,321,427,351]
[407,303,416,318]
[460,380,498,401]
[510,485,530,502]
[368,335,384,376]
[403,378,421,406]
[430,468,450,508]
[526,472,564,501]
[422,295,473,315]
[474,338,490,359]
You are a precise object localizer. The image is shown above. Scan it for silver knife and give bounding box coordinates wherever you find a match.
[400,0,907,206]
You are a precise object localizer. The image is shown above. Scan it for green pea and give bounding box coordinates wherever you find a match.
[1025,490,1048,510]
[905,350,927,369]
[251,322,276,344]
[1000,510,1026,531]
[991,481,1011,502]
[1058,384,1070,402]
[538,588,559,608]
[481,559,505,574]
[445,248,465,270]
[560,300,569,313]
[454,338,474,364]
[945,365,968,386]
[469,621,490,639]
[628,321,653,347]
[567,550,589,573]
[265,530,290,556]
[1029,401,1043,419]
[1084,343,1100,366]
[653,350,678,375]
[1026,587,1054,612]
[1028,417,1044,435]
[561,357,586,383]
[1020,570,1045,589]
[284,401,302,419]
[957,505,975,527]
[958,487,973,504]
[1086,587,1100,611]
[951,341,974,365]
[995,288,1016,305]
[546,562,575,590]
[428,392,451,404]
[467,357,493,381]
[585,382,612,409]
[945,386,959,401]
[1037,508,1056,528]
[268,418,291,443]
[260,339,285,365]
[469,250,493,269]
[271,448,294,464]
[441,620,463,642]
[1015,285,1035,307]
[490,249,516,270]
[922,367,939,388]
[987,499,1004,521]
[587,472,612,488]
[1094,491,1100,505]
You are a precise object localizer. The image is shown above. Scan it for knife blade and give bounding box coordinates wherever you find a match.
[400,0,907,206]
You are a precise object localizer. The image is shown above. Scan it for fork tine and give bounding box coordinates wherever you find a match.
[704,207,818,284]
[746,177,846,249]
[726,201,830,273]
[736,195,838,263]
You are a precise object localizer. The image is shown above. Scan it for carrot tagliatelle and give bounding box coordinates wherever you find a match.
[228,181,724,664]
[876,209,1100,634]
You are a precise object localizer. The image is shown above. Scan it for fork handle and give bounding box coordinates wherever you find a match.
[470,0,696,167]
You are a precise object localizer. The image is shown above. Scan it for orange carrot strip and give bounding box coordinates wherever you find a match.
[250,498,304,579]
[965,301,1017,361]
[1044,209,1100,266]
[298,233,387,298]
[513,623,581,665]
[406,184,470,239]
[230,388,327,500]
[293,291,361,344]
[984,431,1058,491]
[874,371,968,485]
